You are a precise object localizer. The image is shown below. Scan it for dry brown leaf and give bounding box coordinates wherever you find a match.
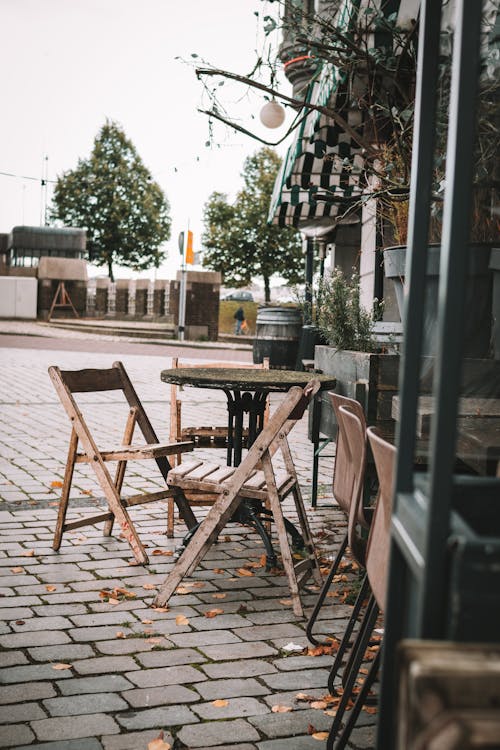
[192,582,205,589]
[145,637,163,645]
[142,618,154,625]
[148,731,171,750]
[20,549,35,557]
[312,732,329,741]
[310,701,328,710]
[10,567,24,574]
[175,615,190,626]
[108,597,120,606]
[143,583,157,590]
[151,606,169,612]
[236,568,254,577]
[115,631,126,639]
[48,501,59,507]
[295,693,316,702]
[81,489,94,496]
[212,699,228,707]
[175,586,190,595]
[205,609,224,619]
[52,663,72,670]
[152,549,174,557]
[271,705,293,713]
[324,709,337,717]
[50,480,63,488]
[279,599,293,606]
[45,585,57,592]
[212,593,226,599]
[213,568,225,575]
[363,706,378,715]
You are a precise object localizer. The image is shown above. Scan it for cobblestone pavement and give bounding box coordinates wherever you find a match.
[0,336,376,749]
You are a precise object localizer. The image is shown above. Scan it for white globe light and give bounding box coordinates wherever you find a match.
[260,100,286,129]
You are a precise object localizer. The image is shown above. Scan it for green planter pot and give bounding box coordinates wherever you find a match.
[384,244,497,359]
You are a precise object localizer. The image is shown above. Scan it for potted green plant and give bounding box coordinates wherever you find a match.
[313,267,400,437]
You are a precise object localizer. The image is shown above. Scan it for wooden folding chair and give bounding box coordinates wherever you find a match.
[166,357,269,536]
[154,380,323,617]
[48,361,196,565]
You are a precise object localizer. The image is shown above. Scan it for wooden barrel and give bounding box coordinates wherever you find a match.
[253,307,302,369]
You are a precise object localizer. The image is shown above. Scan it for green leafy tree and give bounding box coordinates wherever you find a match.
[202,147,303,301]
[50,120,171,280]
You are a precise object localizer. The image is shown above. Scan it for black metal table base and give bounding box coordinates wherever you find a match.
[224,389,268,466]
[178,498,305,571]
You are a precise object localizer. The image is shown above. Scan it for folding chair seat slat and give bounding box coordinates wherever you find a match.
[178,463,225,481]
[168,460,204,478]
[204,466,237,483]
[239,470,266,489]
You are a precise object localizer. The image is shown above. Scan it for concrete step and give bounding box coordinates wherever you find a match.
[47,318,176,340]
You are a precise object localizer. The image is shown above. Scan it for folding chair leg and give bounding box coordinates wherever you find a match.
[154,492,239,606]
[326,595,378,749]
[290,484,323,586]
[167,497,175,538]
[334,648,381,750]
[306,533,348,646]
[53,429,78,551]
[328,575,370,694]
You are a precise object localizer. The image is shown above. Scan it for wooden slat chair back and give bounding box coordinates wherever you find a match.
[325,424,396,750]
[48,361,196,565]
[154,380,323,617]
[166,357,269,536]
[306,394,370,645]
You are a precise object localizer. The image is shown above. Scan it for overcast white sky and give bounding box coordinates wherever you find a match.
[0,0,290,279]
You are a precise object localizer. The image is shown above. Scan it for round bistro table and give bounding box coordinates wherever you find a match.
[160,367,337,466]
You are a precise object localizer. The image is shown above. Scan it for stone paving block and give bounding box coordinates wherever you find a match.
[0,650,29,667]
[0,701,47,723]
[271,655,334,671]
[0,662,73,684]
[245,609,300,625]
[122,684,199,708]
[261,669,331,691]
[193,696,270,721]
[32,603,89,617]
[0,723,35,748]
[187,613,252,630]
[0,629,72,649]
[69,611,141,627]
[0,606,34,620]
[28,644,95,662]
[262,689,326,711]
[135,646,204,668]
[43,692,128,717]
[201,658,278,680]
[249,707,332,738]
[168,628,243,648]
[196,677,269,701]
[124,664,207,688]
[15,741,103,750]
[205,746,257,750]
[31,713,120,742]
[234,623,306,642]
[10,614,72,631]
[177,718,260,747]
[199,641,279,661]
[94,636,172,655]
[0,573,40,587]
[68,625,135,642]
[0,594,41,607]
[57,675,134,696]
[101,729,172,750]
[72,655,140,675]
[257,737,327,749]
[116,704,198,730]
[0,680,56,705]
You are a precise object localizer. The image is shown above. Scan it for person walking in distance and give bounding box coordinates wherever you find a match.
[234,305,245,335]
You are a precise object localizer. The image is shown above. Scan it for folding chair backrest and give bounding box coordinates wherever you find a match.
[330,393,368,522]
[366,426,396,610]
[337,404,369,566]
[50,360,173,480]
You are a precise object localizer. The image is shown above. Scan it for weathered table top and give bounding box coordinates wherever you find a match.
[160,367,336,393]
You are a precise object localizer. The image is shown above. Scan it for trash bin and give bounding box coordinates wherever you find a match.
[253,307,302,369]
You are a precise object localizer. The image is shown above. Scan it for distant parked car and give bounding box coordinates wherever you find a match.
[222,291,254,302]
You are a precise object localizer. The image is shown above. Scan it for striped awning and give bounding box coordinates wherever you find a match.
[268,0,418,230]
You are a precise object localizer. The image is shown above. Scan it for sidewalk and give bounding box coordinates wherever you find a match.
[0,334,376,749]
